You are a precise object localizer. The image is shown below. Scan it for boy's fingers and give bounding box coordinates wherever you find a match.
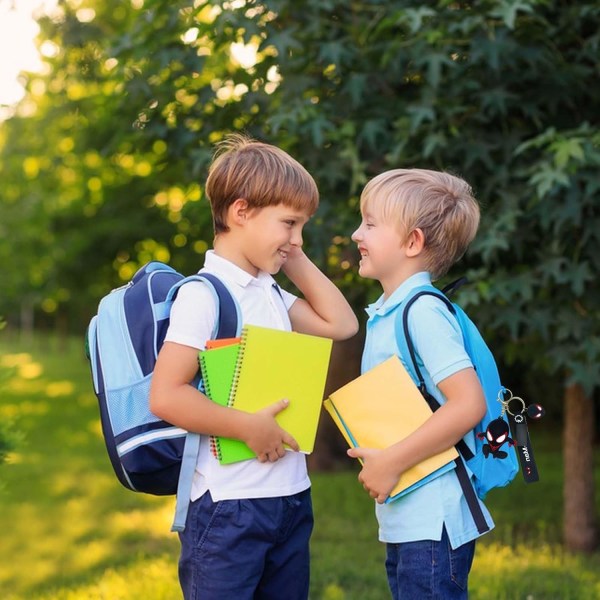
[347,447,363,459]
[266,398,290,416]
[282,431,299,452]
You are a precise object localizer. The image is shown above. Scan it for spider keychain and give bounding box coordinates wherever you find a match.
[498,389,544,483]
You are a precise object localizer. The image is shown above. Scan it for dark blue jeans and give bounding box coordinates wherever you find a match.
[385,527,476,600]
[178,489,313,600]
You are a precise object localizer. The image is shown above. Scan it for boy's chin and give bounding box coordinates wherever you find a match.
[357,262,368,276]
[357,265,376,280]
[262,261,282,275]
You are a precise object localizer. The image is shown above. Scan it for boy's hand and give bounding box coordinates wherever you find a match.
[347,447,401,504]
[281,246,305,269]
[244,399,299,463]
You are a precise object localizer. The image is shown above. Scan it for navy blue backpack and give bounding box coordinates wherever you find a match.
[86,261,240,531]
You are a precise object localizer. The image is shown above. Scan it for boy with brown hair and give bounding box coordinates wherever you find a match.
[150,134,358,599]
[349,169,492,599]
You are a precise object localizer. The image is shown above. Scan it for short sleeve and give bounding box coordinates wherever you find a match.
[277,286,297,311]
[164,281,217,350]
[407,295,473,385]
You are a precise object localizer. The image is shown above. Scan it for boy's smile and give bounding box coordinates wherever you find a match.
[352,211,426,298]
[352,213,405,280]
[240,204,310,276]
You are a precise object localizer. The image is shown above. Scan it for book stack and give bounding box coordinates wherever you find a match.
[324,355,458,502]
[200,325,333,464]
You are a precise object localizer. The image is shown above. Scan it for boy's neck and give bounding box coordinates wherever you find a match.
[213,235,260,278]
[381,263,428,300]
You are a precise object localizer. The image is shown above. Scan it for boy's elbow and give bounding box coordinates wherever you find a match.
[335,314,359,341]
[346,318,360,339]
[149,384,168,420]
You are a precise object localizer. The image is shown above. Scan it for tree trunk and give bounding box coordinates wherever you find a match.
[563,382,597,552]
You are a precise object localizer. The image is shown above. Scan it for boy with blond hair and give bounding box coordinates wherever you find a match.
[150,134,358,600]
[349,169,492,599]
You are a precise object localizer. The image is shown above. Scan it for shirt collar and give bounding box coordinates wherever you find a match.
[365,272,432,318]
[203,249,277,289]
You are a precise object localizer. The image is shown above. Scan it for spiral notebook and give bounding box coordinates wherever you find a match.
[324,355,458,502]
[200,325,333,464]
[199,341,248,462]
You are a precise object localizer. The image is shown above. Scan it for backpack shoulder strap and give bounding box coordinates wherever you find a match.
[167,271,242,339]
[395,284,490,534]
[395,285,455,402]
[170,271,241,533]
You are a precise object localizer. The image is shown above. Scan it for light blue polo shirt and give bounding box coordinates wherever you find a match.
[361,272,494,549]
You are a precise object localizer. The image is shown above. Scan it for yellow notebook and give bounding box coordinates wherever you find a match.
[219,324,333,464]
[324,355,458,502]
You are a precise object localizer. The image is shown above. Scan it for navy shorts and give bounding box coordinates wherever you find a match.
[178,488,313,600]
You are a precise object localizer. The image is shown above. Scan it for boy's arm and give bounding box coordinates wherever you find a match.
[283,249,358,340]
[150,341,299,462]
[348,367,486,503]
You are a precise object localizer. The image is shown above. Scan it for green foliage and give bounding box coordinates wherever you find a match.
[1,334,599,599]
[0,318,20,468]
[0,0,599,400]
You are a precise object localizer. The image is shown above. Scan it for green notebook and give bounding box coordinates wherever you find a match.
[199,342,249,463]
[201,325,333,465]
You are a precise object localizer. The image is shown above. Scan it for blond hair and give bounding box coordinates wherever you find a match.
[360,169,480,279]
[205,133,319,234]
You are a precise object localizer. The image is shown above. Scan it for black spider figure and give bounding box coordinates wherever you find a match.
[476,418,515,459]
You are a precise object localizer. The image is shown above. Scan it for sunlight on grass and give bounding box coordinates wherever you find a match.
[88,416,104,438]
[46,380,75,397]
[1,336,599,600]
[69,540,114,572]
[0,398,49,418]
[321,584,345,600]
[109,504,177,538]
[1,352,44,378]
[32,556,180,600]
[471,541,600,600]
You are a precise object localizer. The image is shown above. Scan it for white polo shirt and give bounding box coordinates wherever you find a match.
[165,250,310,502]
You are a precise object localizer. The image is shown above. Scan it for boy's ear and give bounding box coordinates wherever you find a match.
[406,228,425,257]
[229,198,250,226]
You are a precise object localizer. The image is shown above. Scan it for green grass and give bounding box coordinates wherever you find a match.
[1,333,599,599]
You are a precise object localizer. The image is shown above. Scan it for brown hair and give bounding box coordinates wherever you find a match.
[360,169,480,279]
[205,133,319,234]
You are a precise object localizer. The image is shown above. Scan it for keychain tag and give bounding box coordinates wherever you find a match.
[513,413,529,447]
[507,412,539,483]
[498,389,541,484]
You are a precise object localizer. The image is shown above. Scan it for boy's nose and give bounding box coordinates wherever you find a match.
[291,230,303,247]
[351,228,361,242]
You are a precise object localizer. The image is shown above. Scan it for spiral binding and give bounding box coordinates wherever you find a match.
[227,327,248,409]
[199,353,222,461]
[200,330,248,464]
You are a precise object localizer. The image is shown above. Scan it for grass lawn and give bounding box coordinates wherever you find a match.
[0,333,599,599]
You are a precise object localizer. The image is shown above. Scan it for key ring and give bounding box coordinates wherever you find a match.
[506,396,526,417]
[497,388,526,416]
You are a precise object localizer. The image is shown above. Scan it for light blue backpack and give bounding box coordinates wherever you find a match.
[395,282,519,534]
[86,261,241,531]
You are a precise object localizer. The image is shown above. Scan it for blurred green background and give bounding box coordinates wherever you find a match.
[1,0,599,597]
